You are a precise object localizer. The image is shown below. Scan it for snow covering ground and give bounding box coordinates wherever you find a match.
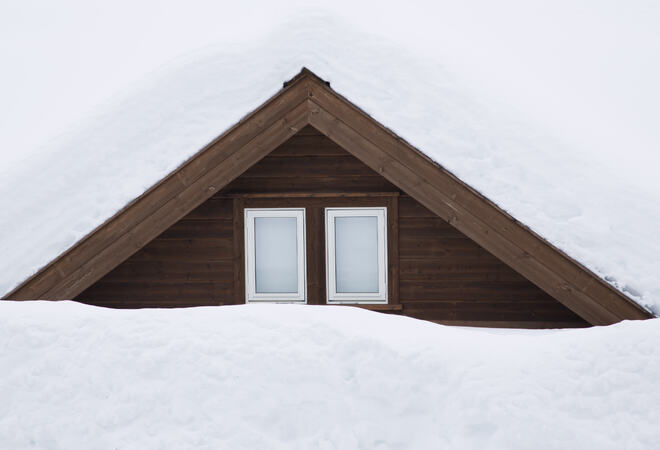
[1,302,659,449]
[0,3,659,312]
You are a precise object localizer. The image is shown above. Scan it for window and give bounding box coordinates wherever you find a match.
[244,208,306,302]
[325,207,388,303]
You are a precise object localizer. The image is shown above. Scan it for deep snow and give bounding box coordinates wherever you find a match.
[0,302,659,449]
[0,4,659,313]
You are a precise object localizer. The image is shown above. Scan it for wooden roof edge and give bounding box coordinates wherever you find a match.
[2,69,314,301]
[303,74,653,323]
[283,67,329,88]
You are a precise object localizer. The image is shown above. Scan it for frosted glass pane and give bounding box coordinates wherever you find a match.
[255,217,298,293]
[335,216,379,293]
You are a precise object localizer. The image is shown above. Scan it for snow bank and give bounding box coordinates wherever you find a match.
[0,302,658,449]
[0,10,659,313]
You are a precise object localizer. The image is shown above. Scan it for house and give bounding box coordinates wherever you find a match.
[2,69,652,327]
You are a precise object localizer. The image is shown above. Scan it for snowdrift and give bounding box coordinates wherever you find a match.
[1,301,658,449]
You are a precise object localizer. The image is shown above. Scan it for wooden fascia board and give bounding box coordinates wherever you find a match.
[4,76,313,300]
[305,78,651,325]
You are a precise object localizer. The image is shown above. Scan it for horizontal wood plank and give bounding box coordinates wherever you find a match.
[156,219,232,240]
[428,320,587,329]
[101,260,233,282]
[183,197,233,219]
[241,155,376,178]
[222,191,399,198]
[224,175,396,194]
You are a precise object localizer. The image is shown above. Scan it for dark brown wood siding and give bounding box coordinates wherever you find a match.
[76,196,235,308]
[76,126,587,327]
[397,195,586,326]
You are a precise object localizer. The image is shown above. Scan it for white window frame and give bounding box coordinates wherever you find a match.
[244,208,307,303]
[325,207,388,304]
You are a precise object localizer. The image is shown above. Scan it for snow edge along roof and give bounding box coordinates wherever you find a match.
[3,68,653,325]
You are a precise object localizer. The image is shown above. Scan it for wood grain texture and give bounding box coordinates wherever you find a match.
[76,127,587,327]
[77,198,236,307]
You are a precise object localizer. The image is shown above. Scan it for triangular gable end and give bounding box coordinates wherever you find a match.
[4,68,651,325]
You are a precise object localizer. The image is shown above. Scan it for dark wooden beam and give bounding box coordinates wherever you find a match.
[430,320,588,329]
[221,191,400,198]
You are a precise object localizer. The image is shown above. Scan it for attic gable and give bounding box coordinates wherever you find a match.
[4,69,651,325]
[75,126,588,328]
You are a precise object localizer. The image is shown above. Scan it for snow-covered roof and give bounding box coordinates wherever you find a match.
[1,6,659,313]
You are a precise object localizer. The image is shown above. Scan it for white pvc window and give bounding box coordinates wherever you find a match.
[245,208,306,302]
[325,207,388,303]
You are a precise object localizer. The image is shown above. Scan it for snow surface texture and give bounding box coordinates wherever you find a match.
[0,9,659,313]
[1,302,659,449]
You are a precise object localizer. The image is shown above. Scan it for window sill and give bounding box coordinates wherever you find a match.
[339,304,403,312]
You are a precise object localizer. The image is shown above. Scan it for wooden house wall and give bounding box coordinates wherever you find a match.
[76,126,588,327]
